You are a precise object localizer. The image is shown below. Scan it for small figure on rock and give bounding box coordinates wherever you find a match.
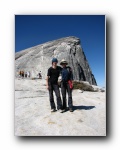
[21,71,24,78]
[38,71,42,79]
[25,72,27,78]
[18,71,22,78]
[27,71,30,78]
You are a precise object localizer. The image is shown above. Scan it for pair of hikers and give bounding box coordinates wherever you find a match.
[19,71,30,78]
[19,71,24,77]
[46,58,73,113]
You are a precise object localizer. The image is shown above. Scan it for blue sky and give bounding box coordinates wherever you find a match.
[15,15,105,87]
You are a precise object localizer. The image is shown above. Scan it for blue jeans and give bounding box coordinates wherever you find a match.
[49,84,62,110]
[61,82,73,109]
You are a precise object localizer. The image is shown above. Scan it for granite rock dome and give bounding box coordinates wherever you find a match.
[15,36,97,85]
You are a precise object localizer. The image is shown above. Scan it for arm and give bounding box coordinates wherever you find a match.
[46,76,49,90]
[46,68,50,90]
[69,67,74,88]
[69,67,73,81]
[70,73,73,85]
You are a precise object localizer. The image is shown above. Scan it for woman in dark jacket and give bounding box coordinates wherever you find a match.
[60,59,73,112]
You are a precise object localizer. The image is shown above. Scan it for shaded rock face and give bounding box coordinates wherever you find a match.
[15,36,97,85]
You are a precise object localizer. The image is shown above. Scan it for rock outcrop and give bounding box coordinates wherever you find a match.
[15,36,97,85]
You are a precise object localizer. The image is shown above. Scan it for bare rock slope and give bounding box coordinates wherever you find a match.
[15,36,97,85]
[15,78,105,136]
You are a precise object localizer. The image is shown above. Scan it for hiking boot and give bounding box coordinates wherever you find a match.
[51,109,56,112]
[57,109,64,113]
[62,109,66,113]
[69,108,73,112]
[62,107,68,113]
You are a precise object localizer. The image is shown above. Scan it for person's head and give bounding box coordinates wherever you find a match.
[52,58,58,67]
[60,59,68,68]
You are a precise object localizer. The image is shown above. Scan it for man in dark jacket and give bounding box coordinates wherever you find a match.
[60,59,73,112]
[46,58,63,112]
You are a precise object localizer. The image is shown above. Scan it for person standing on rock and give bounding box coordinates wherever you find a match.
[27,71,30,78]
[60,59,74,112]
[46,58,63,113]
[38,71,42,79]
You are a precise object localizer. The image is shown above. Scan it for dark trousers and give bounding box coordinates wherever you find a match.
[61,82,73,109]
[49,84,62,110]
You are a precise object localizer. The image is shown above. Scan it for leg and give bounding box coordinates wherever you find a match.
[61,82,67,109]
[49,85,56,109]
[53,84,62,110]
[67,83,73,109]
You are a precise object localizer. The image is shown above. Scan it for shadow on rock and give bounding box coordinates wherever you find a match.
[73,105,95,111]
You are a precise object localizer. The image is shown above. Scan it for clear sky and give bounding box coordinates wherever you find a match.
[15,15,105,87]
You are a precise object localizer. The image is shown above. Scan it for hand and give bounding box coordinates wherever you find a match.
[46,85,49,90]
[71,80,73,85]
[71,80,73,88]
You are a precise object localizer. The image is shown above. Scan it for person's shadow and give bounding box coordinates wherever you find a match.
[73,105,95,111]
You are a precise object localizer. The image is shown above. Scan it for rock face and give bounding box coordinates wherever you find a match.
[15,36,97,85]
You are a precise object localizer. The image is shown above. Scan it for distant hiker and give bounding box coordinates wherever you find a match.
[27,71,30,78]
[18,71,21,77]
[25,72,27,78]
[38,71,42,79]
[60,59,74,112]
[46,58,63,113]
[21,71,24,78]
